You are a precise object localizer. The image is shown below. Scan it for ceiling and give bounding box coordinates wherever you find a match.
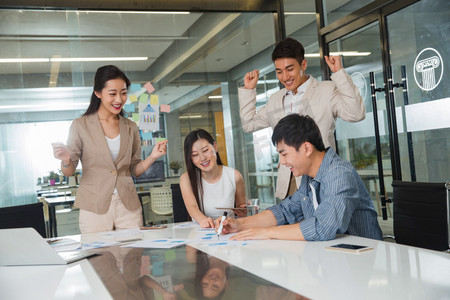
[0,0,355,117]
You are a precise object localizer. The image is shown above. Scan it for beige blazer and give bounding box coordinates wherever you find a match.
[238,69,365,199]
[67,113,142,214]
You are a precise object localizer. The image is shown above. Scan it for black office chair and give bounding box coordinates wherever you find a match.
[392,181,449,251]
[171,184,191,223]
[0,202,47,238]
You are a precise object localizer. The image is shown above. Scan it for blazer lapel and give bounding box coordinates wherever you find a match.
[116,115,130,164]
[300,76,319,117]
[87,113,115,167]
[272,89,287,123]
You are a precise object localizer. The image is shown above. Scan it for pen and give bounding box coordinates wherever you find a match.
[217,212,228,239]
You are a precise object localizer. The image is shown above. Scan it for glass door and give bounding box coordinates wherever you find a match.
[325,0,450,236]
[328,22,394,232]
[386,0,450,183]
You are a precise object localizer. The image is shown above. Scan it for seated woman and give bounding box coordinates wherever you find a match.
[180,129,246,228]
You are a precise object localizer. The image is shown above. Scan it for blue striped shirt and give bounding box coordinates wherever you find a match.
[268,147,383,241]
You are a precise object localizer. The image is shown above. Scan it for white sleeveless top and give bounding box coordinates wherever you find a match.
[201,166,236,219]
[105,134,120,194]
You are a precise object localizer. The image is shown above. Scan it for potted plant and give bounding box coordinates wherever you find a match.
[49,171,59,186]
[169,161,182,176]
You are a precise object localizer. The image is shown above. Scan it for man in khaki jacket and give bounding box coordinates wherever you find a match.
[238,37,365,200]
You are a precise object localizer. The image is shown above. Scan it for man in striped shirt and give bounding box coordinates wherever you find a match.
[220,114,382,241]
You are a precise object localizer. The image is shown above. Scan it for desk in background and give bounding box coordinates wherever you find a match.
[42,196,76,238]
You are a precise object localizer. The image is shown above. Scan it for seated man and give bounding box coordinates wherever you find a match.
[218,114,382,241]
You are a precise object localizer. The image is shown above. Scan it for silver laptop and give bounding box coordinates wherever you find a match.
[0,227,97,266]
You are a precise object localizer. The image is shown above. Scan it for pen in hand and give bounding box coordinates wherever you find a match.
[217,212,228,240]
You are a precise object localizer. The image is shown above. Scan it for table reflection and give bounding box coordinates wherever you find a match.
[89,245,308,300]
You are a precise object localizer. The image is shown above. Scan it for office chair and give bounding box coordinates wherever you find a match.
[392,181,449,251]
[150,187,173,215]
[171,184,191,223]
[0,202,47,238]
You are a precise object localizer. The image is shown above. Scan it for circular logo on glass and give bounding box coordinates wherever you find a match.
[350,72,367,100]
[413,48,443,91]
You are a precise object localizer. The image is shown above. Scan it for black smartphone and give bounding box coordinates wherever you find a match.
[325,243,373,253]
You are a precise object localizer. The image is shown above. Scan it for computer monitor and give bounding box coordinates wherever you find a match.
[134,160,165,183]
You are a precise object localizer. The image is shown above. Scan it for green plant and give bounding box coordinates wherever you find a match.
[49,171,59,180]
[169,160,182,172]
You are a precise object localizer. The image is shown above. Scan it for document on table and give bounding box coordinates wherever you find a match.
[81,241,121,250]
[188,228,253,246]
[47,238,81,252]
[173,221,200,229]
[123,238,187,249]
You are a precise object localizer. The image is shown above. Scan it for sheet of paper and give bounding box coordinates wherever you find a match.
[144,82,155,94]
[189,230,253,246]
[124,103,135,112]
[173,222,200,228]
[130,83,141,92]
[81,241,120,250]
[160,104,171,112]
[47,238,81,252]
[139,93,149,103]
[123,238,187,249]
[129,95,138,102]
[100,228,141,238]
[150,94,159,105]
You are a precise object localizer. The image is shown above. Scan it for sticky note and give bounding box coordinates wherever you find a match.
[130,83,141,92]
[124,103,135,112]
[160,104,171,113]
[144,82,155,94]
[132,113,139,122]
[129,95,138,102]
[165,249,176,262]
[141,131,153,140]
[139,94,149,104]
[150,94,159,105]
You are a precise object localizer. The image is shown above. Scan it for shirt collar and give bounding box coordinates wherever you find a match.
[285,75,312,96]
[311,147,335,185]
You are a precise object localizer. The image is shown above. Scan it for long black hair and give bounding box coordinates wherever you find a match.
[184,129,223,213]
[83,65,131,117]
[194,250,230,299]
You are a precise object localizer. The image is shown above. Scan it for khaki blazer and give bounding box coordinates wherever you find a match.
[238,69,365,199]
[67,113,142,214]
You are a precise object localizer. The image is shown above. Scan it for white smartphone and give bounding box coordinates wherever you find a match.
[325,243,373,253]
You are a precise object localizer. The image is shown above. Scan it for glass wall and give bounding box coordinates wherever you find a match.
[323,0,374,25]
[387,0,450,182]
[0,8,282,208]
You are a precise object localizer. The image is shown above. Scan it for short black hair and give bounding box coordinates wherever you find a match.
[272,114,325,151]
[271,37,305,65]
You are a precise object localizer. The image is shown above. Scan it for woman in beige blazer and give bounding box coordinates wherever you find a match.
[53,65,167,233]
[238,38,365,200]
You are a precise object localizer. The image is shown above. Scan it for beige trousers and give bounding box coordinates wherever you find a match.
[79,193,143,234]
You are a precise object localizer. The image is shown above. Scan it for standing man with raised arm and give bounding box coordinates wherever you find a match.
[238,37,365,200]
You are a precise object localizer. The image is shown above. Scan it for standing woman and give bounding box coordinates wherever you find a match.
[180,129,246,228]
[52,65,167,233]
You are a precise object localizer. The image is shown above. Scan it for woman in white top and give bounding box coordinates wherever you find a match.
[180,129,246,228]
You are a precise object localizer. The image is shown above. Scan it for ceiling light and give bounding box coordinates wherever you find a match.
[51,57,148,62]
[284,12,315,15]
[305,51,371,57]
[78,10,190,15]
[179,115,202,119]
[0,58,49,63]
[208,96,222,99]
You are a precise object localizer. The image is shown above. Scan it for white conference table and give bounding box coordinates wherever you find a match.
[1,223,449,300]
